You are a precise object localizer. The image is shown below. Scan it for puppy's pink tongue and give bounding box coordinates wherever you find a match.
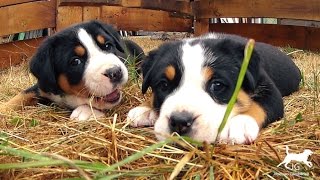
[104,89,120,102]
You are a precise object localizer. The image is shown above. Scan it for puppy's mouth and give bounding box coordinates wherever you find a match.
[93,89,121,104]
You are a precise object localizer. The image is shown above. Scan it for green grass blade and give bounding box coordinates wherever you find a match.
[0,144,50,161]
[97,138,172,177]
[217,39,255,134]
[0,144,109,171]
[0,160,67,169]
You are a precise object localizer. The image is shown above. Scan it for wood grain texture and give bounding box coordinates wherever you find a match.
[209,23,320,51]
[59,0,121,6]
[56,6,83,31]
[123,0,192,14]
[194,18,209,36]
[59,0,192,14]
[0,0,56,36]
[0,37,45,69]
[100,6,193,32]
[83,6,101,21]
[0,0,38,7]
[194,0,320,21]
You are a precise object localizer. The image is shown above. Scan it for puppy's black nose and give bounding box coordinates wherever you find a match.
[169,111,194,135]
[104,66,123,83]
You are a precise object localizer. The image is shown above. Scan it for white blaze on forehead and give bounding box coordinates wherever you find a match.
[180,42,206,87]
[77,28,101,57]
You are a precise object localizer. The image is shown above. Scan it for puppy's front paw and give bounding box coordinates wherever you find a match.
[217,115,260,144]
[127,106,158,127]
[70,105,105,121]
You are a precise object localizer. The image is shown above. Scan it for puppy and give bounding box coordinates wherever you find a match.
[127,33,301,144]
[1,20,144,121]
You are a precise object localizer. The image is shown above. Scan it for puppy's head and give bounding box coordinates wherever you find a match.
[30,20,128,109]
[142,35,261,143]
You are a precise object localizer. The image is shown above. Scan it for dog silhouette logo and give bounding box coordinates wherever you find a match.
[277,145,313,170]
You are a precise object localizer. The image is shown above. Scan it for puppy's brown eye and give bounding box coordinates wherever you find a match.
[158,80,169,91]
[70,58,82,66]
[105,42,113,51]
[210,81,225,92]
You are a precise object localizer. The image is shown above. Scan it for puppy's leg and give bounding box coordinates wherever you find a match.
[70,105,105,121]
[127,95,158,127]
[218,82,284,144]
[217,90,264,144]
[0,84,39,112]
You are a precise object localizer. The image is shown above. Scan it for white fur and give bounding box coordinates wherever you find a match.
[202,33,220,39]
[70,105,105,121]
[127,106,158,127]
[154,42,227,143]
[277,146,313,170]
[217,114,259,144]
[77,29,128,97]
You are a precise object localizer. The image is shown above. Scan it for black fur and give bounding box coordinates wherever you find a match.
[141,33,301,127]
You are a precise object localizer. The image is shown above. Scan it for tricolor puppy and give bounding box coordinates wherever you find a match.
[127,33,301,144]
[2,20,144,121]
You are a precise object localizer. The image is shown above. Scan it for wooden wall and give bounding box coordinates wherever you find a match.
[193,0,320,51]
[56,0,193,32]
[0,0,56,69]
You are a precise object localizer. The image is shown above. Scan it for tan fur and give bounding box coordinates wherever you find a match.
[165,65,175,81]
[74,45,86,57]
[202,67,213,82]
[234,90,266,128]
[58,74,90,98]
[96,35,105,45]
[0,92,38,111]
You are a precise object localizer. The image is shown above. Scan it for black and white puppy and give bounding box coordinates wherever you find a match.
[127,33,301,144]
[2,20,144,121]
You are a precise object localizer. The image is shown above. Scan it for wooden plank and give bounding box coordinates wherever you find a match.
[194,18,209,36]
[59,0,192,14]
[0,0,56,36]
[209,23,320,51]
[123,0,192,15]
[83,6,101,21]
[0,37,45,69]
[59,0,121,6]
[0,0,38,7]
[195,0,320,21]
[100,6,193,32]
[56,6,83,31]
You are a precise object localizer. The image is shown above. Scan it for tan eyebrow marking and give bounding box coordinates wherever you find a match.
[202,66,213,81]
[74,45,86,57]
[96,35,106,45]
[165,65,176,81]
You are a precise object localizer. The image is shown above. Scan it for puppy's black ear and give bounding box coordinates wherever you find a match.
[29,39,60,94]
[141,50,158,94]
[218,38,261,92]
[239,44,262,92]
[93,20,125,54]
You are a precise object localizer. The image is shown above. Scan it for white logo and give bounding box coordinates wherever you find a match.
[277,145,313,170]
